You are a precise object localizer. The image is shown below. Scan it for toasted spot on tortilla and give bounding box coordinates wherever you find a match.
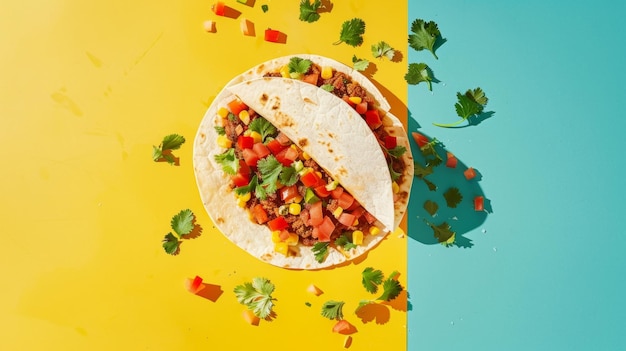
[261,253,273,261]
[255,64,266,74]
[216,217,225,224]
[337,166,348,176]
[260,93,268,105]
[275,111,294,128]
[328,148,334,153]
[298,138,308,147]
[271,97,281,110]
[303,97,317,105]
[328,132,336,139]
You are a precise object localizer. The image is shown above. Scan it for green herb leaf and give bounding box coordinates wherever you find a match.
[320,83,334,92]
[234,277,276,319]
[321,300,345,320]
[361,267,384,294]
[288,57,312,78]
[424,200,439,216]
[352,55,370,71]
[153,134,186,164]
[371,41,395,60]
[248,117,277,142]
[312,242,329,263]
[405,62,432,90]
[214,126,226,135]
[235,174,258,196]
[258,155,283,195]
[335,233,357,250]
[408,18,441,59]
[214,148,239,175]
[171,209,195,236]
[377,277,403,301]
[162,233,181,255]
[386,145,407,159]
[279,166,298,186]
[261,4,269,12]
[334,18,366,47]
[299,0,322,23]
[426,220,456,247]
[434,88,489,128]
[443,187,463,208]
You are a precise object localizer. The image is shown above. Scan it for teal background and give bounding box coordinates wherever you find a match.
[407,1,626,350]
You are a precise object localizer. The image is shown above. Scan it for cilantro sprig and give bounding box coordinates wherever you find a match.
[312,242,329,263]
[334,18,366,47]
[425,219,456,247]
[443,187,463,208]
[335,233,357,251]
[357,268,403,312]
[405,62,433,91]
[352,55,370,72]
[248,117,277,142]
[321,300,345,320]
[234,277,276,319]
[433,88,489,128]
[371,41,395,60]
[408,18,442,59]
[162,209,199,255]
[287,57,313,79]
[299,0,323,23]
[152,134,185,165]
[214,148,239,175]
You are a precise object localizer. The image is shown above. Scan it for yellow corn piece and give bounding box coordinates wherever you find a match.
[271,231,282,243]
[288,203,301,215]
[238,110,250,125]
[301,151,311,160]
[332,207,344,218]
[392,181,400,194]
[321,66,333,79]
[274,242,289,256]
[352,219,359,226]
[249,131,262,143]
[285,233,299,246]
[315,171,322,179]
[280,65,290,78]
[292,195,303,204]
[217,107,229,119]
[236,198,247,208]
[353,230,364,245]
[369,226,381,236]
[348,96,362,104]
[217,135,232,148]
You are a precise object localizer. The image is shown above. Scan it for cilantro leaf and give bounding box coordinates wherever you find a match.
[313,242,329,263]
[361,267,384,294]
[248,117,277,142]
[321,300,345,320]
[261,4,269,12]
[258,155,283,195]
[335,233,357,250]
[388,162,402,182]
[443,187,463,208]
[162,233,181,255]
[414,161,434,179]
[234,277,276,319]
[377,277,402,301]
[405,62,433,90]
[371,41,395,60]
[299,0,321,23]
[320,84,334,92]
[434,88,489,128]
[152,134,185,165]
[279,166,298,186]
[334,18,365,47]
[171,209,195,236]
[214,148,239,175]
[386,145,407,159]
[423,178,437,191]
[424,200,439,216]
[214,126,225,135]
[408,18,441,59]
[287,57,313,79]
[235,174,258,196]
[352,55,370,71]
[426,220,456,247]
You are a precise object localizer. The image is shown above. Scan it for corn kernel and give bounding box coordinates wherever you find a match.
[315,171,322,179]
[236,198,247,208]
[333,207,344,218]
[285,233,299,246]
[348,96,362,104]
[352,219,359,226]
[302,151,311,160]
[249,131,262,143]
[288,203,301,215]
[274,242,289,256]
[217,135,232,148]
[392,181,400,194]
[352,230,364,245]
[239,110,250,125]
[280,65,290,78]
[292,195,303,203]
[271,231,282,243]
[369,226,381,235]
[321,66,333,79]
[217,107,229,119]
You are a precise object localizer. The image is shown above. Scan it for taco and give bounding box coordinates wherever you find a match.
[225,54,413,230]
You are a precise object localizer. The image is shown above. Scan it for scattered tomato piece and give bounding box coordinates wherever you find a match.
[343,335,353,348]
[185,276,206,294]
[306,284,324,296]
[212,1,226,16]
[464,167,477,180]
[446,152,458,168]
[242,309,260,326]
[332,319,353,334]
[264,28,281,42]
[202,20,216,33]
[474,195,485,211]
[411,131,429,148]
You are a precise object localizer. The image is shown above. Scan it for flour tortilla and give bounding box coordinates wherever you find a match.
[226,54,414,230]
[193,79,394,269]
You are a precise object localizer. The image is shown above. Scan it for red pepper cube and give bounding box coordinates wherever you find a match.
[212,1,226,16]
[384,135,397,149]
[474,196,485,211]
[445,152,458,168]
[411,132,429,148]
[237,135,254,150]
[268,216,289,231]
[365,109,382,129]
[264,28,281,42]
[464,167,477,180]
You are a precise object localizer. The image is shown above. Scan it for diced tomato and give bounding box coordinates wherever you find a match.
[384,135,397,149]
[237,135,254,150]
[446,152,458,168]
[252,204,269,224]
[242,148,260,167]
[342,95,356,107]
[316,216,335,242]
[337,213,356,227]
[309,201,323,226]
[365,109,382,129]
[266,139,287,155]
[264,28,281,42]
[337,192,354,210]
[242,309,260,326]
[301,171,323,187]
[314,185,331,198]
[280,185,299,202]
[275,146,298,166]
[212,1,226,16]
[185,275,205,294]
[303,73,319,85]
[231,161,251,187]
[355,101,368,115]
[252,142,270,159]
[268,216,289,231]
[311,226,319,239]
[363,211,377,224]
[474,196,485,211]
[464,167,477,180]
[350,206,366,219]
[411,132,429,148]
[346,200,360,211]
[275,132,291,145]
[227,98,247,117]
[330,186,344,199]
[332,319,352,334]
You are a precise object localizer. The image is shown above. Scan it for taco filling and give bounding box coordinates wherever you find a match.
[214,97,383,262]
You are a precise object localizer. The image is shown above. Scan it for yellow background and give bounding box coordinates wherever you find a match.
[0,1,408,349]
